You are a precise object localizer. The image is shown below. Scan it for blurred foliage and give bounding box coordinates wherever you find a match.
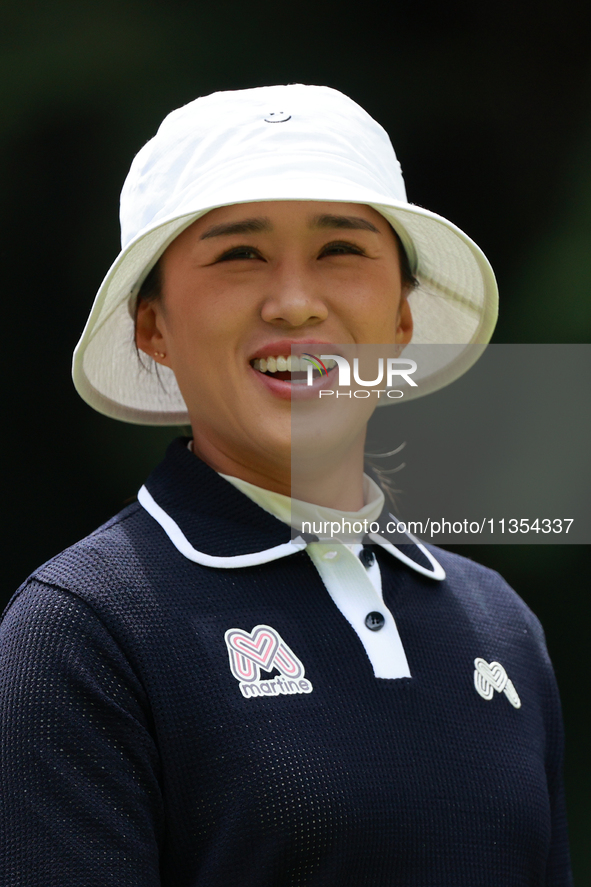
[504,127,591,342]
[1,0,589,879]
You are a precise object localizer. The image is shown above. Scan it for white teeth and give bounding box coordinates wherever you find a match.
[252,354,337,374]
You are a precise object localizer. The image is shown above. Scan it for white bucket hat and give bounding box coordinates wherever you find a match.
[72,84,498,425]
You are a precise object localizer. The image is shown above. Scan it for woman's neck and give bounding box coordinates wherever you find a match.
[190,434,366,511]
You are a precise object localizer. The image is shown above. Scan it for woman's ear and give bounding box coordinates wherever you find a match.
[135,300,170,365]
[395,294,413,345]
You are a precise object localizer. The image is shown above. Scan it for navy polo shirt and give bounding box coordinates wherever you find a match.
[0,438,572,886]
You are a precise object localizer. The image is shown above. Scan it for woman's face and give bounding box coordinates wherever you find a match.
[136,200,413,477]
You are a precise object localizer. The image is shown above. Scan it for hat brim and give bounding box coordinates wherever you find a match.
[72,190,498,425]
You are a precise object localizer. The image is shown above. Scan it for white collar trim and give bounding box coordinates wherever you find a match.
[368,532,445,580]
[138,485,308,568]
[138,485,445,580]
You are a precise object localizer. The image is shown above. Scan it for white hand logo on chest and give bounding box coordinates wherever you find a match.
[474,658,521,708]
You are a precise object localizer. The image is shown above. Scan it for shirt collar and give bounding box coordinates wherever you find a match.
[220,471,385,539]
[138,437,445,580]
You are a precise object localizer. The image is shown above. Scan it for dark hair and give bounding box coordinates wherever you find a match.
[391,226,418,294]
[136,260,163,308]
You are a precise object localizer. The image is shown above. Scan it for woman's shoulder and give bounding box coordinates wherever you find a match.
[426,544,549,651]
[37,500,152,579]
[4,499,161,626]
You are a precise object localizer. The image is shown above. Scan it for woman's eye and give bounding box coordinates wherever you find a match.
[319,241,366,257]
[216,246,262,262]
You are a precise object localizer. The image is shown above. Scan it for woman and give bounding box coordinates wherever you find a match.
[0,85,571,885]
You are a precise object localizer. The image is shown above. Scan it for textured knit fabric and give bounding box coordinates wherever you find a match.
[0,438,572,886]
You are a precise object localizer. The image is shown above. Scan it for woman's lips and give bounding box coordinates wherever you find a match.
[248,339,340,363]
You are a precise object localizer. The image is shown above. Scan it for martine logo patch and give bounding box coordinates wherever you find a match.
[225,624,313,699]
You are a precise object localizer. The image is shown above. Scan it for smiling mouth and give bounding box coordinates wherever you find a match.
[251,355,337,384]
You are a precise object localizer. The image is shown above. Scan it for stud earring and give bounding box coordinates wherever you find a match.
[154,351,166,359]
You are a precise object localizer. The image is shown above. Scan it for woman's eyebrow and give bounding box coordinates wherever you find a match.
[199,213,380,240]
[311,214,380,233]
[199,217,272,239]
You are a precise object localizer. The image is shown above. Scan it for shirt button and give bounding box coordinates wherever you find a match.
[359,547,375,568]
[322,550,339,560]
[365,611,385,631]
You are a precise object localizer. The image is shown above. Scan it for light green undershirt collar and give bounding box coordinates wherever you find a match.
[220,471,384,542]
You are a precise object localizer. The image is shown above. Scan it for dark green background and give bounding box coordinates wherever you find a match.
[2,0,589,879]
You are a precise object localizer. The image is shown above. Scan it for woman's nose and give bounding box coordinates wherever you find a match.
[260,265,329,327]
